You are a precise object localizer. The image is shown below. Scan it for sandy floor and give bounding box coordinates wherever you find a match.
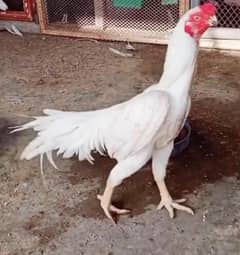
[0,32,240,255]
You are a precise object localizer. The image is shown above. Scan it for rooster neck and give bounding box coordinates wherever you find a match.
[155,17,199,96]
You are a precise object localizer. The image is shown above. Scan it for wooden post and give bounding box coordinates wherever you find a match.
[94,0,104,29]
[179,0,190,17]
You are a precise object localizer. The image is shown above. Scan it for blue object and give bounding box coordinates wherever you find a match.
[171,121,191,157]
[142,121,191,171]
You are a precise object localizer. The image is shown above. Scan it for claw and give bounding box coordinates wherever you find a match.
[157,197,194,218]
[97,194,130,223]
[175,198,187,203]
[109,204,131,214]
[97,194,115,223]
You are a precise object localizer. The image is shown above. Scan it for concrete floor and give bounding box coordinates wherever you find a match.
[0,32,240,255]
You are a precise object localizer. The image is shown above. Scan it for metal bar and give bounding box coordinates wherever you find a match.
[0,11,30,21]
[39,25,170,45]
[0,0,35,21]
[36,0,47,31]
[200,38,240,50]
[94,0,104,28]
[203,27,240,40]
[179,0,190,16]
[190,0,200,8]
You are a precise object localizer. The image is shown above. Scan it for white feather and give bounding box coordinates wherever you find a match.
[0,0,7,11]
[46,151,58,170]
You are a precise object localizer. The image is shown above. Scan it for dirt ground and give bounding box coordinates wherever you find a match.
[0,32,240,255]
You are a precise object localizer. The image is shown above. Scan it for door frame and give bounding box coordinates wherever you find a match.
[0,0,36,21]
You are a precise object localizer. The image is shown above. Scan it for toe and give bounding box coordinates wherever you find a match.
[166,204,174,218]
[97,194,116,223]
[102,205,116,224]
[172,202,194,215]
[110,205,130,214]
[174,198,187,203]
[157,197,194,218]
[157,201,164,210]
[157,200,174,218]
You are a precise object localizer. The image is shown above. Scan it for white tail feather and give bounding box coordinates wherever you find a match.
[46,151,58,170]
[14,109,109,169]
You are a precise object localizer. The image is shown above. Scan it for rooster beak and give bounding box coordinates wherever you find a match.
[209,15,218,27]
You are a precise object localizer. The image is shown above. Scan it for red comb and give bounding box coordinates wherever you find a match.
[200,2,217,15]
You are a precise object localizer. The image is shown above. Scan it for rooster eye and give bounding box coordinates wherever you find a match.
[194,15,201,21]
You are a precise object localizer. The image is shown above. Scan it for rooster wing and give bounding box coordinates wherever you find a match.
[105,90,170,160]
[13,90,170,166]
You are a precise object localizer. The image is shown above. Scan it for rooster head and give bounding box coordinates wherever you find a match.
[184,2,218,40]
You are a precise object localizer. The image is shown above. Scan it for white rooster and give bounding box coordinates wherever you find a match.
[0,0,7,11]
[12,3,217,222]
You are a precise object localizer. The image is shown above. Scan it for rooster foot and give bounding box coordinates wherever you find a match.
[157,197,194,218]
[97,194,130,223]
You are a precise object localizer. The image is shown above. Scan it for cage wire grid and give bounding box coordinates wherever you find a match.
[37,0,240,43]
[37,0,190,43]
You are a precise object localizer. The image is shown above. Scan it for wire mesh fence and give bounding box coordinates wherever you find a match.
[38,0,183,43]
[37,0,240,44]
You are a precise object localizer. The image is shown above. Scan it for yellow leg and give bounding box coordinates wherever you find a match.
[152,143,194,218]
[97,180,130,223]
[97,150,151,222]
[155,178,194,218]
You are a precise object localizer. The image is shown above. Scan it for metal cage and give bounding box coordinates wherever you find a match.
[36,0,189,44]
[36,0,240,49]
